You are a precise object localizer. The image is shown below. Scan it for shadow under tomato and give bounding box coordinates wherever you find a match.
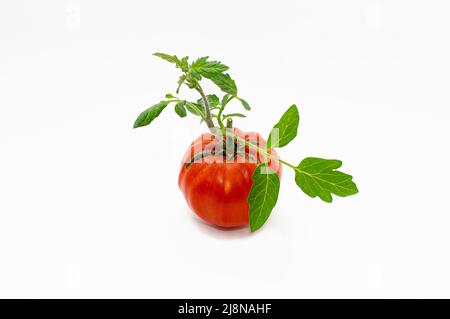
[187,209,252,239]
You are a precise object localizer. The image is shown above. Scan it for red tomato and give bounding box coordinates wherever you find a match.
[178,128,282,228]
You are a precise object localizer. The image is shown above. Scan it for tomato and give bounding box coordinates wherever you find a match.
[178,128,282,228]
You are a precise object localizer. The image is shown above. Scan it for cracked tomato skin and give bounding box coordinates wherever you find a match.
[178,128,282,228]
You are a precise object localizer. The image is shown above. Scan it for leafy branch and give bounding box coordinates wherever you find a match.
[134,53,250,134]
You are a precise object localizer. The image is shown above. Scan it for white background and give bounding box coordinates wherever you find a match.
[1,0,450,298]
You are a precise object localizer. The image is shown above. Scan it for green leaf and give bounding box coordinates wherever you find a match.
[153,52,180,64]
[294,157,358,203]
[248,163,281,232]
[223,113,246,119]
[189,70,202,81]
[165,93,175,99]
[209,73,237,96]
[197,94,220,108]
[267,104,299,149]
[185,102,205,118]
[191,56,208,67]
[207,94,220,106]
[191,56,229,78]
[133,101,169,128]
[239,98,251,110]
[179,56,189,72]
[174,101,187,118]
[221,94,232,106]
[153,53,189,72]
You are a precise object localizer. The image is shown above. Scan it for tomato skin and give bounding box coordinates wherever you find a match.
[178,128,282,228]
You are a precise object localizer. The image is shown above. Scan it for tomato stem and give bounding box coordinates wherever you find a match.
[195,83,216,133]
[232,134,298,170]
[217,117,226,132]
